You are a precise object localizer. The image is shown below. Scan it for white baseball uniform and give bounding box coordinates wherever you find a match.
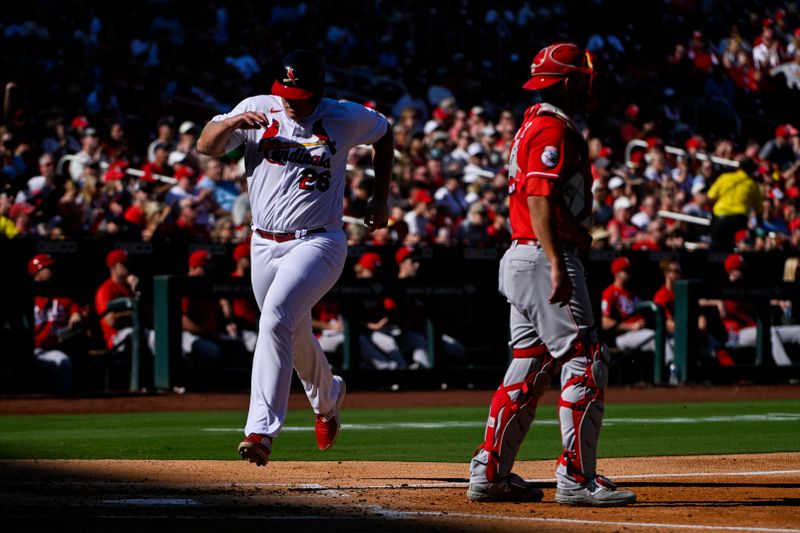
[210,95,389,438]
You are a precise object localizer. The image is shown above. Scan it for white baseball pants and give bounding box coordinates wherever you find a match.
[244,229,347,438]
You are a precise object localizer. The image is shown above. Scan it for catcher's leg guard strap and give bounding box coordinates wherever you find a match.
[481,346,556,482]
[557,341,609,486]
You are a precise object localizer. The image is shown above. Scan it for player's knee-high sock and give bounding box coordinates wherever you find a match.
[556,341,609,489]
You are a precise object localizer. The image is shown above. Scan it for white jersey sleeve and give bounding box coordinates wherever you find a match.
[210,97,262,154]
[336,101,389,147]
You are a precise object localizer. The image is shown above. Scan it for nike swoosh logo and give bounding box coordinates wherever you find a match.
[269,108,282,113]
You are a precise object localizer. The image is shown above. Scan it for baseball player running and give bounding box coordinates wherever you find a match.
[197,50,393,465]
[468,43,635,506]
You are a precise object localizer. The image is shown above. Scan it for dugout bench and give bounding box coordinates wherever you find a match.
[673,279,800,383]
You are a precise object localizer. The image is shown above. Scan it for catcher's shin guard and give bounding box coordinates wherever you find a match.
[557,341,609,486]
[478,344,556,482]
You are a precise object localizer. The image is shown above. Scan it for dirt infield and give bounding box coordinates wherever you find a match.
[2,454,799,532]
[2,386,799,531]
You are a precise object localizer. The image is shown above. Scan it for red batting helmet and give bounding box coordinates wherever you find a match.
[523,42,594,91]
[28,253,56,276]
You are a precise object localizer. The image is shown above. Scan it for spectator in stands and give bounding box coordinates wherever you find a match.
[197,157,238,212]
[759,124,799,171]
[404,189,434,243]
[601,257,674,363]
[631,194,660,230]
[456,201,490,246]
[68,128,101,183]
[753,25,784,78]
[30,254,83,393]
[771,49,800,90]
[607,196,638,248]
[434,174,468,218]
[147,116,176,163]
[707,157,763,250]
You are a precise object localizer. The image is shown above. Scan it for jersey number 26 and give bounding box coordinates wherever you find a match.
[299,169,331,192]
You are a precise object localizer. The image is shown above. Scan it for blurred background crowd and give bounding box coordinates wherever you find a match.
[0,0,799,253]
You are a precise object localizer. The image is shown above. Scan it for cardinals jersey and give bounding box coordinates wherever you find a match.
[211,96,388,232]
[506,103,592,248]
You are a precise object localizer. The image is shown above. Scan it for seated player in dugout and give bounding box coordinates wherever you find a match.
[29,253,87,394]
[392,246,466,367]
[220,242,259,354]
[702,254,800,366]
[353,251,412,370]
[601,256,675,364]
[94,249,155,357]
[180,250,247,380]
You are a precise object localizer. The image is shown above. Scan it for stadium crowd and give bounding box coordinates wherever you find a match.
[0,1,799,253]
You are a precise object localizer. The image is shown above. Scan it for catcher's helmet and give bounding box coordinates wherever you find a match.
[523,43,593,91]
[271,50,325,100]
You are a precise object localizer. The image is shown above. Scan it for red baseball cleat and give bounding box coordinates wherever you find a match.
[238,433,272,466]
[315,376,346,451]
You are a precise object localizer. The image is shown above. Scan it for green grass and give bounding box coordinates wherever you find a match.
[0,400,798,462]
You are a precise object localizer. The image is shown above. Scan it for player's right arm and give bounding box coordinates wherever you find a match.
[529,195,573,306]
[197,112,269,156]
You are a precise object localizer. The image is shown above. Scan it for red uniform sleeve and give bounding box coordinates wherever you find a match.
[523,121,567,198]
[653,287,673,318]
[95,283,111,316]
[181,297,190,314]
[600,287,615,318]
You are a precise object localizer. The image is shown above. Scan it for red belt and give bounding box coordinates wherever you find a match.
[513,238,541,246]
[255,227,326,242]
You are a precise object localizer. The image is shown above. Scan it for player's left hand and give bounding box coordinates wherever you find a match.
[364,199,389,232]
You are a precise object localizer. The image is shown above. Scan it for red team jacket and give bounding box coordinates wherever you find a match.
[601,284,644,326]
[95,278,134,348]
[507,103,592,249]
[33,296,81,350]
[653,285,674,320]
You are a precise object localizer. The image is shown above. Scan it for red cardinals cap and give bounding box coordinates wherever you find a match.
[173,165,195,180]
[233,243,250,261]
[103,162,127,183]
[411,189,434,205]
[625,104,640,117]
[123,205,146,226]
[106,249,128,268]
[71,115,89,130]
[271,50,325,101]
[610,257,631,275]
[724,254,745,274]
[523,42,593,91]
[357,252,381,271]
[685,137,703,149]
[395,247,414,265]
[28,253,55,276]
[383,297,398,311]
[188,250,210,268]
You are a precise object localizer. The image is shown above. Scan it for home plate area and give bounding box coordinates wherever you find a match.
[2,453,799,532]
